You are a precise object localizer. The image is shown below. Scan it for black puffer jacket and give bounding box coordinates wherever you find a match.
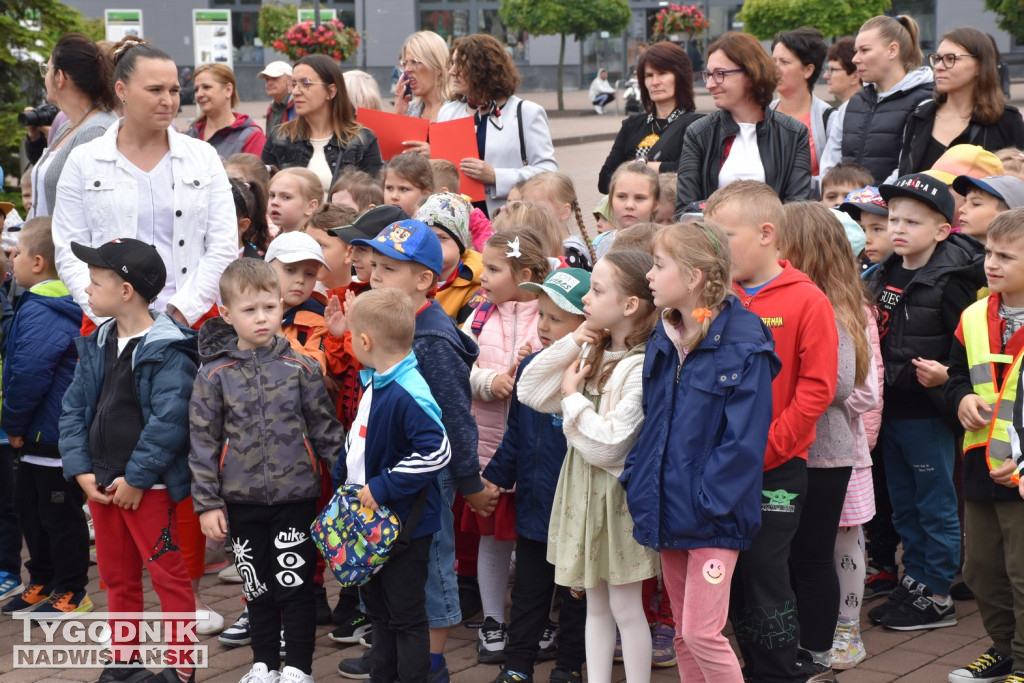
[261,127,383,183]
[674,107,812,213]
[898,100,1024,176]
[840,67,933,183]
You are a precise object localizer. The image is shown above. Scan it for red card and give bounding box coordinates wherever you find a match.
[356,108,429,162]
[429,118,485,203]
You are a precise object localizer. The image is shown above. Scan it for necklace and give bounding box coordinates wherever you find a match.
[636,109,683,161]
[52,104,98,146]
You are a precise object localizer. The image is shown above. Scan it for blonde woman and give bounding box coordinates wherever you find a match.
[395,30,454,157]
[343,69,383,111]
[186,63,266,158]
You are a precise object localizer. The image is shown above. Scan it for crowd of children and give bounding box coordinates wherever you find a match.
[5,130,1024,683]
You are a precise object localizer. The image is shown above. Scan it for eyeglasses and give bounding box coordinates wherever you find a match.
[928,53,975,69]
[289,78,328,91]
[39,62,49,78]
[399,58,425,71]
[701,68,745,84]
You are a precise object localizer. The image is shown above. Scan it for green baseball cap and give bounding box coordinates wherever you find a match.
[519,268,591,315]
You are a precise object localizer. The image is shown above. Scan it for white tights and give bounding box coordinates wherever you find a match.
[834,525,866,621]
[585,580,651,683]
[478,535,515,623]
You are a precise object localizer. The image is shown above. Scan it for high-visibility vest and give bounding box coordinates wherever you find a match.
[962,297,1024,475]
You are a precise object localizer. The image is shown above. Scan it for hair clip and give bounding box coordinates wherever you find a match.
[691,307,713,323]
[702,225,721,253]
[505,236,521,259]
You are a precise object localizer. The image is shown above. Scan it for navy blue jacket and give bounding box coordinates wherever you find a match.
[621,298,780,551]
[413,299,482,495]
[1,281,81,454]
[482,354,567,542]
[60,314,199,502]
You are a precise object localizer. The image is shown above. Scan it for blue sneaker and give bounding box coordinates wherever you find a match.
[0,572,24,601]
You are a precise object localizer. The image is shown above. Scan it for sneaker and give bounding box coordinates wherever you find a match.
[218,563,242,584]
[651,621,677,668]
[2,582,49,614]
[882,584,957,631]
[594,105,604,115]
[195,607,224,636]
[428,654,450,683]
[217,608,251,647]
[868,575,917,624]
[337,649,373,679]
[0,571,23,601]
[830,620,866,670]
[330,613,372,643]
[548,669,582,683]
[864,565,898,598]
[204,548,229,574]
[313,583,331,625]
[280,666,312,683]
[797,650,835,682]
[536,620,557,662]
[947,646,1012,682]
[239,663,281,683]
[359,630,372,648]
[96,661,153,683]
[492,670,532,683]
[458,575,482,621]
[32,589,92,618]
[1004,672,1024,683]
[477,617,507,664]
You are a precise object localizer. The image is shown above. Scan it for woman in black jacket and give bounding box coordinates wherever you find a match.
[597,41,701,194]
[261,54,382,191]
[675,31,811,212]
[898,27,1024,176]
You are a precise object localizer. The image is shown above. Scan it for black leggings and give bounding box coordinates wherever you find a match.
[790,466,852,653]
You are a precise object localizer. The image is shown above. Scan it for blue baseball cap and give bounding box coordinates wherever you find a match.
[350,219,444,276]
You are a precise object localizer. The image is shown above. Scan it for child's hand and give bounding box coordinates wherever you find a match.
[76,473,112,505]
[490,372,515,400]
[325,291,355,338]
[107,477,143,511]
[516,344,533,364]
[912,358,948,388]
[561,358,590,398]
[8,436,22,449]
[572,322,604,348]
[200,509,229,541]
[1019,475,1024,501]
[991,458,1018,487]
[358,484,379,511]
[957,394,992,431]
[465,484,499,517]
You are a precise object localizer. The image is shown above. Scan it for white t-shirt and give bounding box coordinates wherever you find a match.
[120,152,177,315]
[718,122,766,189]
[29,151,55,218]
[308,137,333,197]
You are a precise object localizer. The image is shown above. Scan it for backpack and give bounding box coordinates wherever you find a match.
[311,484,427,588]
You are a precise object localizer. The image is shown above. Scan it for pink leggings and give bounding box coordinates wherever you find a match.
[661,547,742,683]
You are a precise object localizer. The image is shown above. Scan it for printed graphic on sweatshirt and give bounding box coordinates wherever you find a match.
[760,316,784,328]
[877,285,904,340]
[149,509,180,562]
[761,489,798,513]
[733,600,798,650]
[232,537,268,600]
[275,527,308,587]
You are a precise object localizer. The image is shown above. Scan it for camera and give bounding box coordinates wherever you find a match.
[18,103,59,127]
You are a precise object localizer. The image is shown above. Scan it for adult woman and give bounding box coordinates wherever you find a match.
[597,42,702,194]
[438,34,557,216]
[30,34,118,218]
[186,63,266,158]
[770,27,834,182]
[675,32,811,211]
[898,27,1024,176]
[343,70,383,111]
[824,38,862,103]
[261,54,383,192]
[395,30,452,123]
[820,15,934,184]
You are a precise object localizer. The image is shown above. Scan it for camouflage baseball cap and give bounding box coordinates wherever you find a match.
[415,192,472,253]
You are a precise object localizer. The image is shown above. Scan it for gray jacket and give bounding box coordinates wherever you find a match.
[769,95,835,196]
[807,323,856,468]
[34,111,117,218]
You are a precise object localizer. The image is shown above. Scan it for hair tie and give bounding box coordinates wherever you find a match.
[505,236,522,259]
[691,307,713,323]
[112,39,141,56]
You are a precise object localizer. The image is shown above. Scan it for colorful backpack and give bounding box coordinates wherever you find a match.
[311,484,427,588]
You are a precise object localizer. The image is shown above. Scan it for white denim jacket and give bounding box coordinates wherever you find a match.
[52,120,236,325]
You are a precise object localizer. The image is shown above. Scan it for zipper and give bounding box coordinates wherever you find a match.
[253,349,272,504]
[504,303,518,425]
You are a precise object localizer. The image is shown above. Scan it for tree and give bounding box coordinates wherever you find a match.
[258,2,299,53]
[740,0,891,42]
[500,0,631,111]
[985,0,1024,43]
[0,1,95,179]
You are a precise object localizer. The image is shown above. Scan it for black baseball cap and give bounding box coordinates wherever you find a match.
[329,205,409,244]
[71,238,167,303]
[879,173,956,223]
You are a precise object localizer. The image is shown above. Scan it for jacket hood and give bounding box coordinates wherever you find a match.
[191,112,258,138]
[873,232,985,289]
[734,260,817,296]
[874,66,934,101]
[415,299,479,363]
[197,315,290,363]
[20,281,82,325]
[93,312,198,365]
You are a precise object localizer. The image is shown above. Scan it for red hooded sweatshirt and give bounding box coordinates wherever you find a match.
[732,261,839,471]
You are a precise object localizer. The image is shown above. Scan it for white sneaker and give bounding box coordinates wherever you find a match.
[218,563,242,583]
[594,105,604,115]
[280,666,313,683]
[195,608,225,635]
[239,663,280,683]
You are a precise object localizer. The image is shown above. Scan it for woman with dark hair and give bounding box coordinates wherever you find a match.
[675,32,812,210]
[29,33,118,218]
[437,33,557,216]
[898,27,1024,175]
[770,27,834,185]
[187,63,266,159]
[820,15,934,183]
[261,54,383,192]
[825,38,862,103]
[597,41,702,194]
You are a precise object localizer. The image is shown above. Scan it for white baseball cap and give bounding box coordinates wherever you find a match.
[264,231,330,270]
[259,61,293,79]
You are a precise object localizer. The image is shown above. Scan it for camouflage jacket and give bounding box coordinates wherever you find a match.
[189,317,345,512]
